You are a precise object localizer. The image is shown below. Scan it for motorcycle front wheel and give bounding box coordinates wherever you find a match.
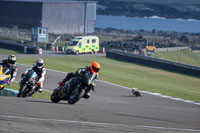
[17,85,27,97]
[51,90,61,103]
[68,88,85,105]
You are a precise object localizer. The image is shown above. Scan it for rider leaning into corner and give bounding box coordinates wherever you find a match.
[59,62,100,99]
[22,58,46,93]
[0,54,18,85]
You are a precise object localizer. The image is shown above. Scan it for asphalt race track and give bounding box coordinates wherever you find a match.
[0,56,200,133]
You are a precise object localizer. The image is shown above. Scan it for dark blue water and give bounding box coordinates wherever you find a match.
[96,15,200,33]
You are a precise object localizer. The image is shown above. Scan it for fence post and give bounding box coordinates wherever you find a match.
[24,46,27,54]
[26,31,28,39]
[16,29,18,38]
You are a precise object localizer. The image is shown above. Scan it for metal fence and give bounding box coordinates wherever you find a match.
[156,47,189,52]
[0,40,40,54]
[0,27,31,41]
[0,27,61,43]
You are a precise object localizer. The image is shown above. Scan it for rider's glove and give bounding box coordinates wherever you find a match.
[35,78,40,83]
[21,73,25,78]
[59,81,64,86]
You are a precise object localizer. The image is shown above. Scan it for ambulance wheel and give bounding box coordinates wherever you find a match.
[75,51,79,55]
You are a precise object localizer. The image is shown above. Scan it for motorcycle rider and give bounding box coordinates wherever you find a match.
[0,54,18,85]
[58,62,100,99]
[22,58,46,93]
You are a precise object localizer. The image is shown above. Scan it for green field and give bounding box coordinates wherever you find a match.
[0,48,22,55]
[15,56,200,102]
[155,49,200,67]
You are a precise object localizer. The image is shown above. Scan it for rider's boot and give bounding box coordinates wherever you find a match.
[38,88,43,93]
[35,86,43,93]
[83,92,90,99]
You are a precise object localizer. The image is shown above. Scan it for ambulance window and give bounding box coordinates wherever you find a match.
[69,41,78,46]
[79,43,81,46]
[92,39,96,43]
[87,40,90,44]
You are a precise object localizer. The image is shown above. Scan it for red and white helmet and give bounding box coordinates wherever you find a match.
[36,58,44,68]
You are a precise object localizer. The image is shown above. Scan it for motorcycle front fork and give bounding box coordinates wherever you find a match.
[57,86,67,99]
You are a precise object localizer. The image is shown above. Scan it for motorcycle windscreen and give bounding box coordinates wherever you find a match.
[30,72,37,79]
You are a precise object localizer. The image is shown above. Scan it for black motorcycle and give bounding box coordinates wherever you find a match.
[51,71,97,104]
[17,70,38,97]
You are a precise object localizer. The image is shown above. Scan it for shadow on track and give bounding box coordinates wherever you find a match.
[119,95,142,97]
[25,99,69,105]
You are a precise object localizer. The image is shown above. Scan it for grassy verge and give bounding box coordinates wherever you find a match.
[6,82,51,99]
[155,49,200,67]
[16,56,200,102]
[0,48,22,55]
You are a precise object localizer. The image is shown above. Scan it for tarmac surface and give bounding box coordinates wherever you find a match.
[0,53,200,133]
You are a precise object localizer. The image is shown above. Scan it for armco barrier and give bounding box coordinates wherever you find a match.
[0,88,19,97]
[25,46,39,54]
[106,50,200,77]
[0,40,24,53]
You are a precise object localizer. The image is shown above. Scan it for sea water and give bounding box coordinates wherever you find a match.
[96,15,200,33]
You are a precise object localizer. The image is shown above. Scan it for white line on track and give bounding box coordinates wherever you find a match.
[0,115,200,132]
[17,63,200,105]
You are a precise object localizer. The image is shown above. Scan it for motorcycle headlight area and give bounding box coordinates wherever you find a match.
[0,78,8,84]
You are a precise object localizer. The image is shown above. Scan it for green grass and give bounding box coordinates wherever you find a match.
[0,48,22,55]
[6,82,51,99]
[7,82,19,91]
[155,49,200,67]
[16,56,200,102]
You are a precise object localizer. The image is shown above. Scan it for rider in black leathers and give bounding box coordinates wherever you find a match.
[0,54,18,85]
[58,62,100,99]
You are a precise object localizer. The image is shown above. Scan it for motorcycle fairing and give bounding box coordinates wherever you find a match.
[0,67,11,87]
[82,71,96,85]
[64,76,82,94]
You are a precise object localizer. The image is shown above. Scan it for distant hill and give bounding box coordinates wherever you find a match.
[94,0,200,20]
